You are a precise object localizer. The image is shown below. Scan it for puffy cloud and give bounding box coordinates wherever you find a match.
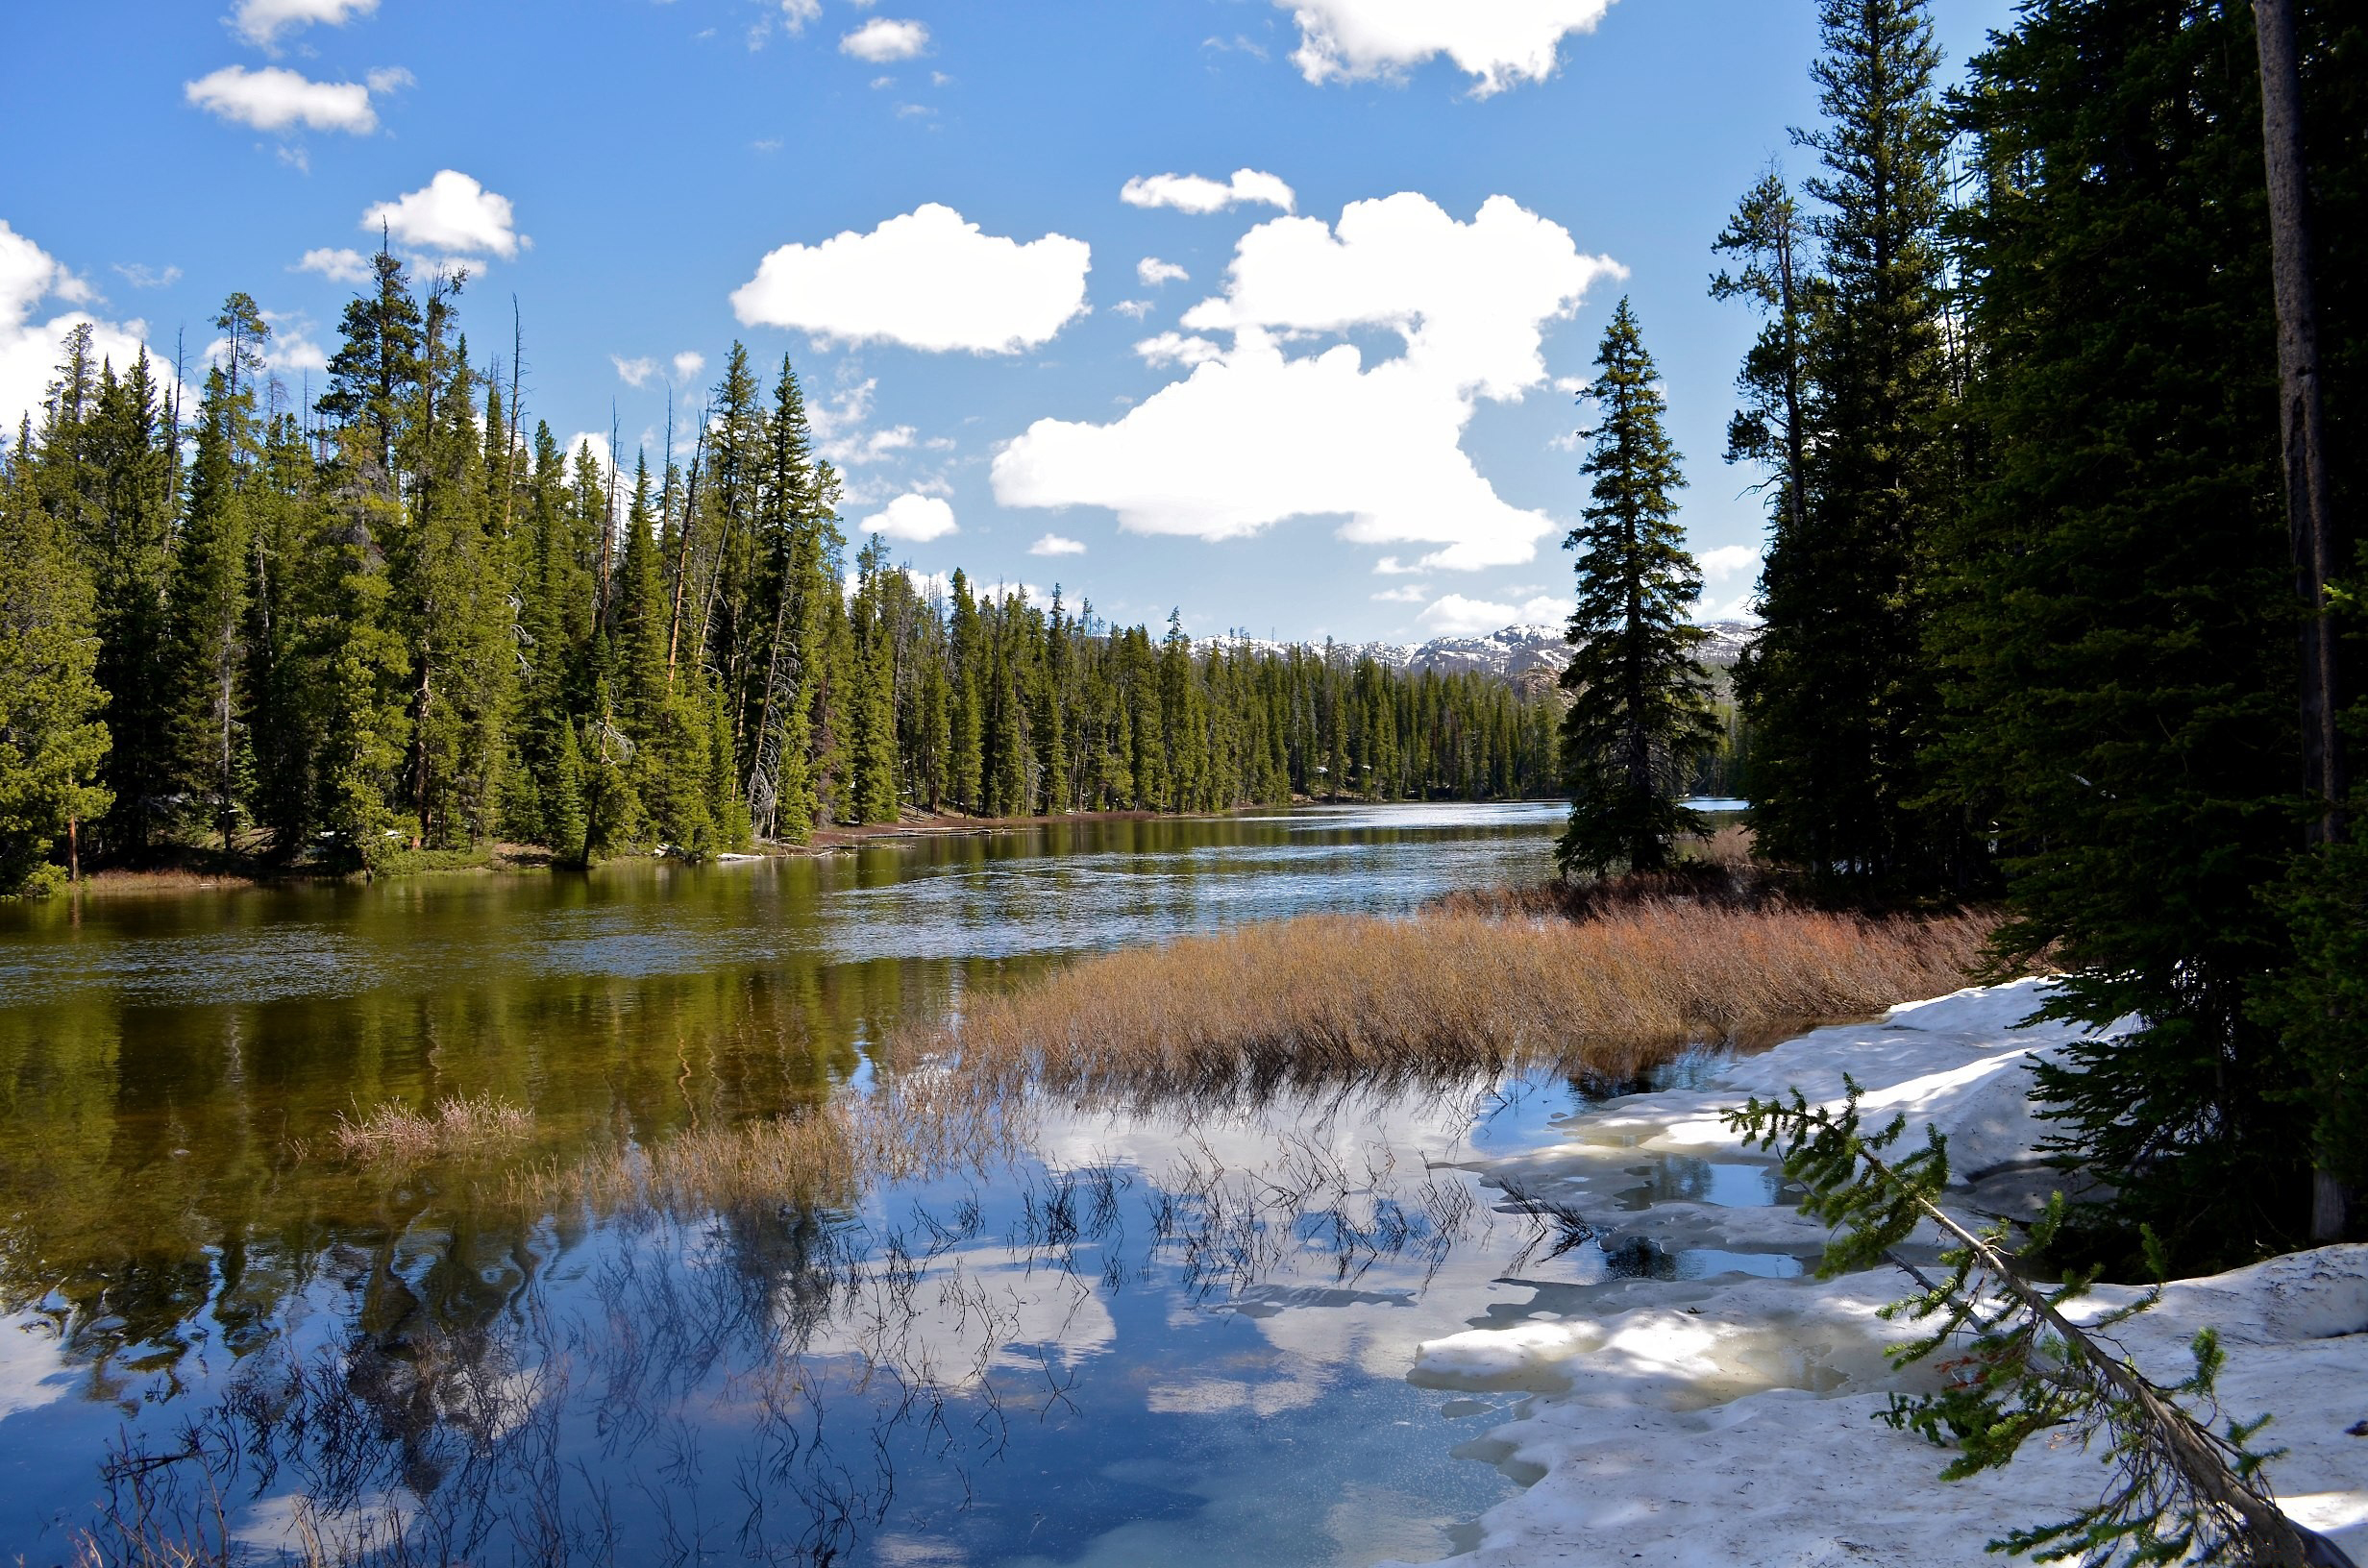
[778,0,822,32]
[671,350,705,383]
[1371,584,1426,603]
[833,426,917,465]
[840,17,928,61]
[1137,257,1189,287]
[1029,532,1086,556]
[1694,541,1763,622]
[1416,592,1562,635]
[730,203,1091,355]
[1696,542,1759,580]
[0,220,158,436]
[1120,169,1295,215]
[295,246,370,284]
[862,492,958,542]
[362,170,527,258]
[232,0,378,49]
[994,192,1621,572]
[112,262,181,290]
[612,355,656,387]
[1278,0,1614,95]
[1416,594,1517,634]
[1181,191,1616,398]
[185,64,379,135]
[1372,555,1422,575]
[1112,300,1153,320]
[1133,331,1222,369]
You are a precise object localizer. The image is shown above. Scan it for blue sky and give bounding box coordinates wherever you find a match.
[0,0,2013,643]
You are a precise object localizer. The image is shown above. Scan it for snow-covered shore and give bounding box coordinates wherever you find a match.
[1391,980,2368,1566]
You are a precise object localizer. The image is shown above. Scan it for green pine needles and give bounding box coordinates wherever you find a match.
[1724,1087,2337,1568]
[1556,299,1718,878]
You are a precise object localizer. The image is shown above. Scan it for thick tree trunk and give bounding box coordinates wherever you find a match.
[2255,0,2350,1242]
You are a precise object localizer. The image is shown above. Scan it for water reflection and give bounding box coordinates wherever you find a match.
[1,805,1603,1563]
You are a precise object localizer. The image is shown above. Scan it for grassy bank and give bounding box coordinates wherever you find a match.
[515,891,1998,1218]
[900,899,1997,1101]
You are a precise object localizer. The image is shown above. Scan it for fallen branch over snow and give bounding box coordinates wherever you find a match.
[1728,1085,2352,1568]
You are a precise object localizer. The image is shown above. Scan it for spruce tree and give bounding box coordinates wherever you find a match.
[1738,0,1973,892]
[1556,300,1718,878]
[161,368,252,848]
[1937,0,2368,1262]
[0,432,111,892]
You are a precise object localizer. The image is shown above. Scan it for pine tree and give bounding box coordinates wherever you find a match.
[0,433,111,893]
[161,367,252,848]
[1739,0,1974,892]
[78,352,175,859]
[1556,300,1718,877]
[1937,0,2368,1263]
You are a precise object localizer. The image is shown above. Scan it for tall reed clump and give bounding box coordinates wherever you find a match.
[333,1093,535,1165]
[901,902,1999,1102]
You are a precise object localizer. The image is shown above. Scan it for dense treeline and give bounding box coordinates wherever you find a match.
[1717,0,2364,1261]
[0,257,1557,888]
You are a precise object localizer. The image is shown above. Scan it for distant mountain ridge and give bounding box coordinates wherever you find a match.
[1196,621,1758,681]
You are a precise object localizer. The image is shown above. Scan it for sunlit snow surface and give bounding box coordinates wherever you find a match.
[1392,982,2368,1567]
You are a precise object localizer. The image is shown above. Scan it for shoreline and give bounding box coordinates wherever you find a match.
[53,797,1569,898]
[1392,981,2368,1566]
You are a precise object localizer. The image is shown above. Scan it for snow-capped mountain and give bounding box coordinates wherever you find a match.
[1196,621,1757,682]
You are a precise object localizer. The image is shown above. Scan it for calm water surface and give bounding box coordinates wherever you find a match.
[0,803,1795,1565]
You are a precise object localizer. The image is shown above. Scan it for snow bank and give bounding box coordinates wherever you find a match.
[1388,982,2368,1567]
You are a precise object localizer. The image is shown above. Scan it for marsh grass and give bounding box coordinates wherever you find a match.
[903,901,1999,1104]
[508,1066,1025,1219]
[333,1093,535,1165]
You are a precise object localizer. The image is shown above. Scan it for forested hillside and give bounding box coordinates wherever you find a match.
[0,256,1563,885]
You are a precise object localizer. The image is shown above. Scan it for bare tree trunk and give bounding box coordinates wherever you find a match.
[67,818,79,884]
[2255,0,2350,1242]
[665,424,706,691]
[500,300,524,542]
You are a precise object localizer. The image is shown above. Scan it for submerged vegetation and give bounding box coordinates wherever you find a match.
[333,1092,535,1165]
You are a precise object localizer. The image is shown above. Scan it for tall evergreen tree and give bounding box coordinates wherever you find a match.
[1737,0,1974,891]
[1556,300,1718,877]
[0,431,111,893]
[1938,0,2368,1262]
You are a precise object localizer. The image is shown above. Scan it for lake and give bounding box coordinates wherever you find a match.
[0,802,1793,1566]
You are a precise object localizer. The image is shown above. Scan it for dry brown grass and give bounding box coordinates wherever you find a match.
[333,1093,535,1165]
[895,900,2000,1102]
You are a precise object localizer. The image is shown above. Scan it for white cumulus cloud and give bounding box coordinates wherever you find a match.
[612,355,656,387]
[862,492,958,542]
[672,350,706,383]
[1279,0,1614,95]
[1120,169,1295,215]
[1029,532,1086,556]
[840,17,928,61]
[731,203,1091,355]
[185,64,380,135]
[1417,592,1563,635]
[1693,541,1763,622]
[1371,584,1426,603]
[295,246,371,284]
[361,170,526,258]
[994,192,1621,572]
[1696,542,1759,580]
[232,0,378,49]
[1133,331,1223,369]
[0,220,158,438]
[1137,257,1189,287]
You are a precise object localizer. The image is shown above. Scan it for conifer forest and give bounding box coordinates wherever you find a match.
[1,0,2366,1559]
[0,267,1563,890]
